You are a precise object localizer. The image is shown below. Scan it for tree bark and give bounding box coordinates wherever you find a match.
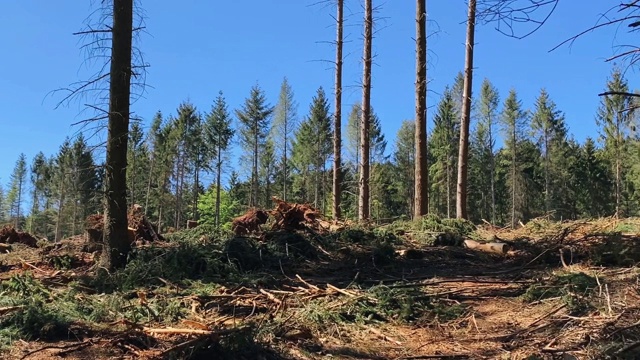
[414,0,428,219]
[215,134,223,227]
[456,0,476,220]
[332,0,344,220]
[359,0,373,221]
[101,0,133,270]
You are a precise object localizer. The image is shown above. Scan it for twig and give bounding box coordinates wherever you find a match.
[367,326,402,345]
[527,304,567,329]
[259,289,282,305]
[296,274,320,290]
[18,258,48,274]
[143,327,216,335]
[559,249,569,268]
[605,284,613,316]
[327,283,357,297]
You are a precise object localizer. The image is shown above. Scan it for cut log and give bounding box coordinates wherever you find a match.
[0,243,11,253]
[463,239,510,254]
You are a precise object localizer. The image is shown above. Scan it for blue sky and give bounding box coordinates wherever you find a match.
[0,0,635,189]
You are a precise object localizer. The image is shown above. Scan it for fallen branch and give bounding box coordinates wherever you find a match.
[0,305,25,315]
[259,289,283,305]
[327,283,357,297]
[143,327,215,335]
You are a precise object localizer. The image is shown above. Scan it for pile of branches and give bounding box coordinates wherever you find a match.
[231,197,323,236]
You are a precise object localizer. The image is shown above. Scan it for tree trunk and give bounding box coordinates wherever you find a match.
[414,0,428,219]
[193,164,199,221]
[144,154,154,215]
[489,129,496,224]
[511,128,517,228]
[332,0,344,220]
[544,131,550,213]
[283,106,288,202]
[101,0,133,270]
[358,0,373,221]
[456,0,476,220]
[54,178,66,242]
[215,137,223,227]
[252,124,259,208]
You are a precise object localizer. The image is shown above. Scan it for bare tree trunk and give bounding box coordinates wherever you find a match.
[252,126,259,207]
[144,155,154,215]
[332,0,344,220]
[215,137,223,227]
[511,129,517,228]
[489,129,496,224]
[101,0,133,270]
[456,0,476,220]
[544,131,550,213]
[358,0,373,221]
[414,0,428,219]
[55,179,66,242]
[193,164,199,221]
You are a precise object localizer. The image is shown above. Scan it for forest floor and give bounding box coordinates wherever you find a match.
[1,215,640,359]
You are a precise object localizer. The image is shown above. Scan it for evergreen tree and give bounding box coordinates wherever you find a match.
[127,121,149,207]
[531,88,568,217]
[236,84,274,207]
[596,68,634,217]
[204,92,235,226]
[575,138,613,217]
[291,88,332,208]
[271,77,298,201]
[469,79,499,222]
[6,153,28,228]
[345,103,385,216]
[53,140,73,241]
[429,88,459,217]
[500,89,530,227]
[29,152,49,233]
[70,135,100,234]
[393,120,415,217]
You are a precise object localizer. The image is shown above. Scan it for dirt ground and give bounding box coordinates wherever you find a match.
[1,217,640,360]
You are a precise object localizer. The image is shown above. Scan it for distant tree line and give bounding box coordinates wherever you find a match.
[1,67,636,236]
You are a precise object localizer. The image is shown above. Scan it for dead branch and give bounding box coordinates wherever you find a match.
[477,0,559,39]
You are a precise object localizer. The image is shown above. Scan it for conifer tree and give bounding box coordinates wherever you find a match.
[204,92,235,226]
[596,68,634,217]
[271,77,298,202]
[236,85,274,207]
[429,88,459,217]
[393,120,415,217]
[531,88,567,216]
[6,154,27,228]
[500,89,529,227]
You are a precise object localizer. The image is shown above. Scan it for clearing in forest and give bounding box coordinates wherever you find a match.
[1,205,640,360]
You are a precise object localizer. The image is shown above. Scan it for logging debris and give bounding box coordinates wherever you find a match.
[84,204,163,244]
[0,225,38,248]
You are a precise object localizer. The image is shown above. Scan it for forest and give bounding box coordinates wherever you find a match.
[2,0,640,359]
[0,68,635,238]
